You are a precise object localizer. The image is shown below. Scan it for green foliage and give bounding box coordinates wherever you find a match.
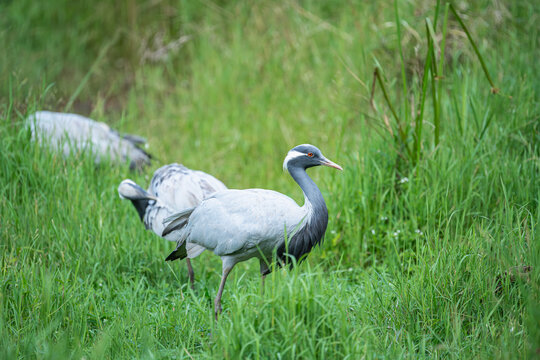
[370,1,506,173]
[1,0,538,358]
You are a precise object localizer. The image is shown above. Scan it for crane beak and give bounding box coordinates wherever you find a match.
[321,158,343,170]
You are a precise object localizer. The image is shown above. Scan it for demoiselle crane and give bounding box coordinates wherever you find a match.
[118,164,227,286]
[162,144,342,319]
[26,111,151,170]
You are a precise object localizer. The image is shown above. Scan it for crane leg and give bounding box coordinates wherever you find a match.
[259,260,269,294]
[214,264,233,320]
[259,259,270,295]
[186,258,195,290]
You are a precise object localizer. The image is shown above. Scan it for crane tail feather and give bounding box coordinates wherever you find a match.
[165,244,187,261]
[162,208,195,236]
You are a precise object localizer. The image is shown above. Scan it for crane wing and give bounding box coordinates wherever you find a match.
[184,189,305,256]
[149,164,227,211]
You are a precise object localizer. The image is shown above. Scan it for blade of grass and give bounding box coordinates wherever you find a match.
[394,0,409,118]
[433,0,441,27]
[6,76,13,122]
[412,20,434,164]
[64,30,122,112]
[371,67,413,161]
[451,93,464,135]
[426,18,441,146]
[449,3,499,94]
[438,3,450,79]
[478,107,495,141]
[436,4,451,140]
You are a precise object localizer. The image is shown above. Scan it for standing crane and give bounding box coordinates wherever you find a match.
[118,164,227,286]
[162,144,342,319]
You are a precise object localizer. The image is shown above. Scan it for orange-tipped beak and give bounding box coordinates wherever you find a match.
[321,159,343,170]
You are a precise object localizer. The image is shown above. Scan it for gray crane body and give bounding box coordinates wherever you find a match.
[170,189,307,268]
[27,111,151,170]
[119,163,227,239]
[118,163,227,283]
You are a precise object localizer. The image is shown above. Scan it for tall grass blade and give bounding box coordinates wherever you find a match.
[371,68,413,161]
[64,30,122,112]
[412,20,434,163]
[438,3,450,79]
[426,18,441,146]
[394,0,409,116]
[449,3,499,93]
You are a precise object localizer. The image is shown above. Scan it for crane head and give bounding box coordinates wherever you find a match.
[283,144,343,172]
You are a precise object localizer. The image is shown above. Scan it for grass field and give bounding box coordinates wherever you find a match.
[1,0,539,358]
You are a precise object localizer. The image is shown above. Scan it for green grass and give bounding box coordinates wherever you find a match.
[1,0,539,358]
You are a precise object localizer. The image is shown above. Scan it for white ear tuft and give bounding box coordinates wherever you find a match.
[283,150,305,172]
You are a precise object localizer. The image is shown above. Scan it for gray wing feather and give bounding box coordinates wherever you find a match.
[149,164,226,210]
[121,133,147,145]
[162,208,195,236]
[186,243,206,258]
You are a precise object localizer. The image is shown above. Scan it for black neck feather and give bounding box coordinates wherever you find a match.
[276,165,329,267]
[132,198,151,222]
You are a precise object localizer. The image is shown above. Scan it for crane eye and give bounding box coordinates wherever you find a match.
[307,152,314,157]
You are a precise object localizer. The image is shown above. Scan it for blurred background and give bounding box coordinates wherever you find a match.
[2,0,534,186]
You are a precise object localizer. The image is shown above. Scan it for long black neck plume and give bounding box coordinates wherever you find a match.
[131,198,151,222]
[276,165,329,267]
